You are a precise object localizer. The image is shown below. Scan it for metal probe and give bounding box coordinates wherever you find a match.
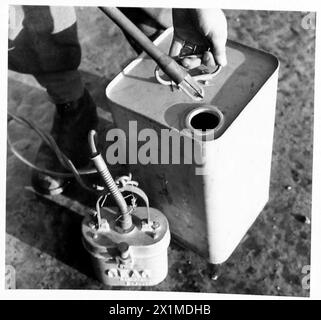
[98,7,204,100]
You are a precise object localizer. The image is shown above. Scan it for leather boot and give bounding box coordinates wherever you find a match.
[31,88,98,195]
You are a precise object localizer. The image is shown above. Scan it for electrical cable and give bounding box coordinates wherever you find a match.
[7,111,100,193]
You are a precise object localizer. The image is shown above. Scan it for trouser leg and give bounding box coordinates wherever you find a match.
[8,5,83,104]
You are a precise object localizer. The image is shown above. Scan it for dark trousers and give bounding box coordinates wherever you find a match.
[8,6,170,104]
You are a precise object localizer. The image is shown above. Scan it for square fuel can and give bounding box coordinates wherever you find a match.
[106,28,279,264]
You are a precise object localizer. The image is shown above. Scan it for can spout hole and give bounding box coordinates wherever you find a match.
[190,111,220,131]
[185,106,224,138]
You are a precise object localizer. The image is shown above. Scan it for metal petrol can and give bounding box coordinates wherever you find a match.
[106,28,279,264]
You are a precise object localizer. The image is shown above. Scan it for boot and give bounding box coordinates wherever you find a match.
[31,88,98,195]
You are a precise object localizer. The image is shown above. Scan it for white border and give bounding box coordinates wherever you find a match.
[1,0,320,300]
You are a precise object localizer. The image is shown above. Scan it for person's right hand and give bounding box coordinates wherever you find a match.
[170,8,227,69]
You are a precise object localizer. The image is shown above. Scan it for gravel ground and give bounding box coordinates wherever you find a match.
[6,8,315,296]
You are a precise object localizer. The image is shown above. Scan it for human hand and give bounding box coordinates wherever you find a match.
[170,8,227,68]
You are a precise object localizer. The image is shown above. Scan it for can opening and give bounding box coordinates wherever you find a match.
[190,111,220,131]
[185,106,224,138]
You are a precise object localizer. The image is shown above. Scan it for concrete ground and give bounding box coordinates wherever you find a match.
[6,8,315,296]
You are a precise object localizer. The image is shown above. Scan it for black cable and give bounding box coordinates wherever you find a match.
[7,111,100,193]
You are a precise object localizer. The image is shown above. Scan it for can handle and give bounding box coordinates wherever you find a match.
[155,55,221,86]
